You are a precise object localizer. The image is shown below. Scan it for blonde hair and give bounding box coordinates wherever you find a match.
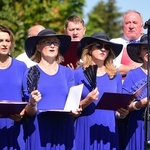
[78,44,117,79]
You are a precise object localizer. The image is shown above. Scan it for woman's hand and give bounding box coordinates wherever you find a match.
[10,114,23,122]
[70,107,82,117]
[67,63,74,70]
[129,97,147,111]
[29,90,42,106]
[80,87,99,109]
[9,109,26,122]
[25,90,42,116]
[116,108,129,119]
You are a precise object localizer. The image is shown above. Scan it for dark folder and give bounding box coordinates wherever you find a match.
[0,101,27,118]
[95,93,134,110]
[61,41,80,68]
[96,83,147,110]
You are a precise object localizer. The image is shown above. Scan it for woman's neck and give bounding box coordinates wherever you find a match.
[97,65,106,76]
[38,60,58,75]
[0,55,11,69]
[141,63,148,74]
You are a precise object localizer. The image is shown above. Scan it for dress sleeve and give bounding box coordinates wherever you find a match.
[22,68,30,102]
[116,72,122,93]
[123,70,147,100]
[65,67,75,89]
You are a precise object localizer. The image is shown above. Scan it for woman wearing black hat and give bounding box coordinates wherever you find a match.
[73,32,128,149]
[122,34,148,150]
[23,29,79,150]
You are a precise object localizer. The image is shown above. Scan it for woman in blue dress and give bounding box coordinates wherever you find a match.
[73,32,129,150]
[23,29,80,150]
[0,25,27,149]
[123,34,148,150]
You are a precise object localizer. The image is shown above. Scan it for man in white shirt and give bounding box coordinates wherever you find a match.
[16,25,45,68]
[111,10,143,78]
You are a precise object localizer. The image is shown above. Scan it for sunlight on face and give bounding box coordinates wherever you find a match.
[91,42,110,62]
[123,12,143,40]
[0,32,11,55]
[65,22,85,41]
[37,37,60,58]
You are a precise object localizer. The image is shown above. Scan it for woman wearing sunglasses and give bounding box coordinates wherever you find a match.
[73,32,129,150]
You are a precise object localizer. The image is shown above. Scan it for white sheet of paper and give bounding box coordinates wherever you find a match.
[64,84,83,111]
[38,84,84,113]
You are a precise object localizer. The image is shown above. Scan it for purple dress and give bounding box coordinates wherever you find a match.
[23,65,75,150]
[122,67,147,150]
[0,58,27,150]
[73,67,122,150]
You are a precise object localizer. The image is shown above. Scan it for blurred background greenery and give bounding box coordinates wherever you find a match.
[0,0,123,57]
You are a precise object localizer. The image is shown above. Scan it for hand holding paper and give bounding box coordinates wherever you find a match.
[0,101,27,118]
[39,84,84,113]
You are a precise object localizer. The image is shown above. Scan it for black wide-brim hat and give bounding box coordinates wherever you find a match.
[77,32,123,58]
[127,34,148,63]
[25,29,71,58]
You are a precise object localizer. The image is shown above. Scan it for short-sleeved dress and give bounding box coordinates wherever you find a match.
[0,58,27,150]
[73,67,122,150]
[122,67,148,150]
[23,64,75,150]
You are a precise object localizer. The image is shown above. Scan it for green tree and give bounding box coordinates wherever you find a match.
[85,0,123,38]
[0,0,85,57]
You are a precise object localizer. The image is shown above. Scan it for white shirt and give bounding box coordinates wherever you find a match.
[111,37,129,68]
[111,37,141,68]
[16,52,37,68]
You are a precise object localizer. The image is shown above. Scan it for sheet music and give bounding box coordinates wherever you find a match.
[39,84,84,113]
[64,84,83,111]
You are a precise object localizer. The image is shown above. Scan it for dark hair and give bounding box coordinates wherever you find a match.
[65,15,84,28]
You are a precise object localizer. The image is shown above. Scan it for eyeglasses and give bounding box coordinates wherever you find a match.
[40,40,60,46]
[94,42,112,51]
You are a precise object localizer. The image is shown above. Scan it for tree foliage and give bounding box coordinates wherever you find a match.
[0,0,85,56]
[85,0,123,39]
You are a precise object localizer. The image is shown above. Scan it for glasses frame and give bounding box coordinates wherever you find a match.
[39,40,60,47]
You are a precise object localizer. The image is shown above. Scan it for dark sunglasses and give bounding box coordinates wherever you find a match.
[94,42,112,51]
[39,40,60,46]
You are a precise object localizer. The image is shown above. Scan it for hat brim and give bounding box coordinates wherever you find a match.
[127,42,148,63]
[77,37,123,58]
[25,34,71,58]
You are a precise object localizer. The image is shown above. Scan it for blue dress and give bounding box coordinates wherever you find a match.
[122,67,148,150]
[73,67,122,150]
[0,58,27,150]
[23,64,75,150]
